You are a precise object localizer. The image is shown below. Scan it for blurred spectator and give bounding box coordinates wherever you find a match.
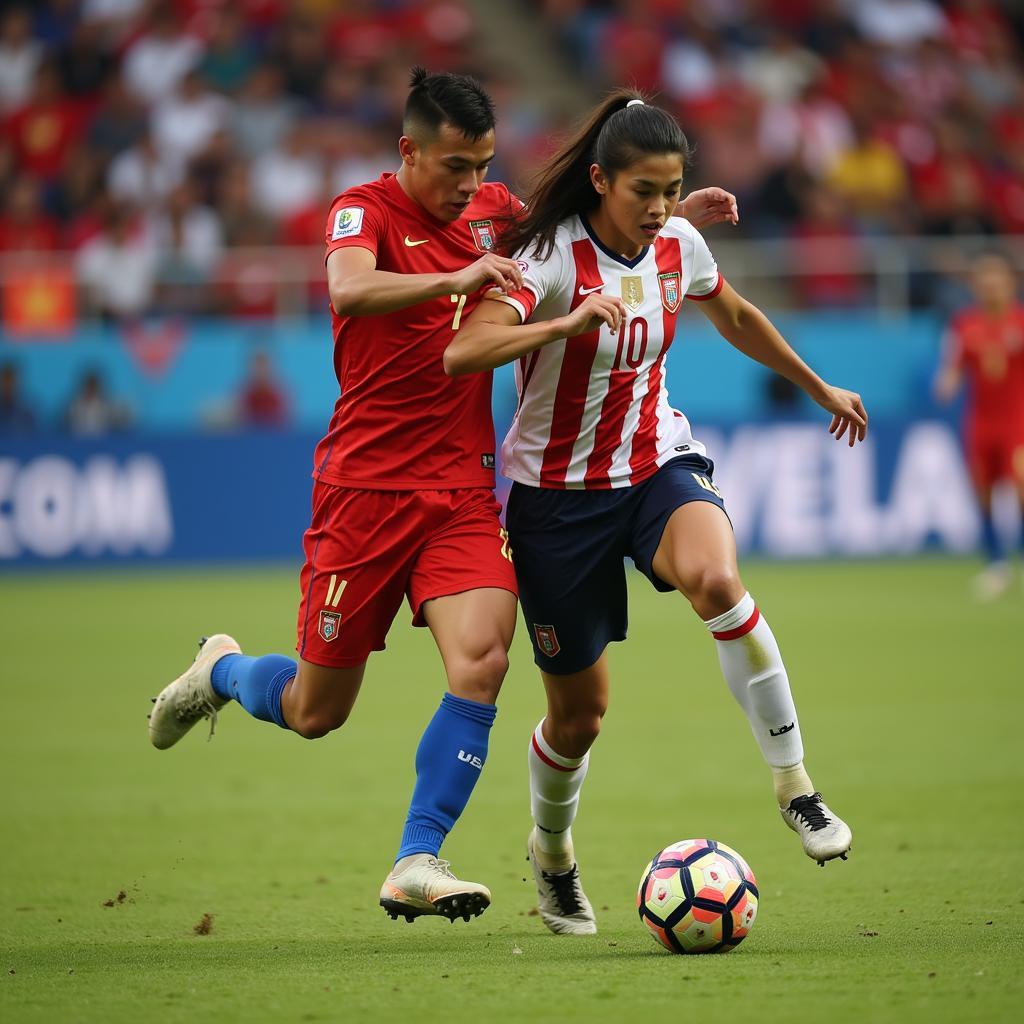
[87,75,149,160]
[846,0,948,50]
[108,129,182,207]
[62,367,133,434]
[0,6,42,113]
[75,202,157,320]
[198,8,258,94]
[216,162,276,247]
[231,64,300,158]
[57,18,114,97]
[825,117,908,230]
[237,349,289,428]
[0,361,36,434]
[121,5,203,107]
[273,14,326,101]
[4,58,85,181]
[250,122,322,219]
[913,118,994,235]
[150,181,223,313]
[151,70,232,172]
[0,176,58,252]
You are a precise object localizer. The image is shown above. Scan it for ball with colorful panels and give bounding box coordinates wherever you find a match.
[637,839,759,954]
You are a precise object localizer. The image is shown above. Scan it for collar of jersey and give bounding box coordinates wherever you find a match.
[382,171,458,229]
[580,214,649,269]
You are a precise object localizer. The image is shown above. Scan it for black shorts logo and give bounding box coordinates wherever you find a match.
[534,624,560,657]
[481,453,496,469]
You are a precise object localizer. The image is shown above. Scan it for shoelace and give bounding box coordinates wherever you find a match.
[788,792,831,831]
[427,858,456,879]
[176,695,219,741]
[544,866,584,916]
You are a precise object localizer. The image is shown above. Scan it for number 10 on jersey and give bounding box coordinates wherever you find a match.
[613,316,649,371]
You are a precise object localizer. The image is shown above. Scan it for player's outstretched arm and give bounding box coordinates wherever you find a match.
[444,293,626,376]
[674,187,739,228]
[328,248,525,317]
[698,280,868,447]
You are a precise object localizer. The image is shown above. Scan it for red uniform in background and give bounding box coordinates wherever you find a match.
[946,305,1024,488]
[295,172,519,667]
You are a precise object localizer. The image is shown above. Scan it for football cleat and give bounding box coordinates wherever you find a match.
[527,828,597,935]
[971,563,1012,602]
[379,855,490,923]
[781,792,852,866]
[149,634,240,750]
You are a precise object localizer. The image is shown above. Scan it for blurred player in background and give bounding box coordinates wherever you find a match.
[149,68,737,924]
[936,253,1024,599]
[447,92,864,936]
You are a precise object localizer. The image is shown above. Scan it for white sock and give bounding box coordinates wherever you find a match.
[528,720,588,867]
[704,592,805,771]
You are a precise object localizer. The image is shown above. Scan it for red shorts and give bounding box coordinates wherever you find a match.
[965,426,1024,489]
[296,483,517,668]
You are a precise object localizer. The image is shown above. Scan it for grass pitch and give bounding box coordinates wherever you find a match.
[2,560,1022,1023]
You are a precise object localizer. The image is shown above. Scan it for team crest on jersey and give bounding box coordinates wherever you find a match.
[533,624,560,657]
[318,610,342,642]
[621,275,644,310]
[469,219,496,252]
[658,271,682,313]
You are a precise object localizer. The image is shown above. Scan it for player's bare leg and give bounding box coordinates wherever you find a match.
[654,501,852,866]
[279,660,365,738]
[525,659,603,935]
[379,586,516,923]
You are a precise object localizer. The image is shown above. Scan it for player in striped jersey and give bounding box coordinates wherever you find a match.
[446,93,867,934]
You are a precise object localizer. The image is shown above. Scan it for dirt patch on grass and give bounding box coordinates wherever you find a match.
[193,913,214,936]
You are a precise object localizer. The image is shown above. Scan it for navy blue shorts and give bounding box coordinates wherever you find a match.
[505,454,728,675]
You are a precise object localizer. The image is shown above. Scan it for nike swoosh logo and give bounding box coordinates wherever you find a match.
[578,284,604,295]
[404,236,429,247]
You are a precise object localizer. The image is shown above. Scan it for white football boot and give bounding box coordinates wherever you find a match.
[149,634,240,749]
[781,792,853,866]
[971,562,1012,601]
[527,828,597,935]
[379,855,491,923]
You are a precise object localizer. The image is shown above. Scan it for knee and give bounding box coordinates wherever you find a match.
[289,705,350,740]
[448,643,509,704]
[549,707,605,758]
[683,565,744,618]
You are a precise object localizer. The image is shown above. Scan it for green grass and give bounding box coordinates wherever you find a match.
[1,560,1022,1023]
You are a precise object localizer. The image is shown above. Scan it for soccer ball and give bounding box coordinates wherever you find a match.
[637,839,759,954]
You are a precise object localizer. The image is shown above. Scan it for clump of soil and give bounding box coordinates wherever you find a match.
[193,913,214,936]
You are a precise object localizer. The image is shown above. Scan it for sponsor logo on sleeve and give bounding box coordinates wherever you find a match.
[331,207,364,240]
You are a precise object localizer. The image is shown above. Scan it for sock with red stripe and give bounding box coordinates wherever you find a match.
[705,593,811,801]
[529,720,589,870]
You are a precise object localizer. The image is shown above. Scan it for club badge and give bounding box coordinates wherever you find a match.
[533,624,560,657]
[658,271,681,313]
[469,219,496,252]
[318,610,342,642]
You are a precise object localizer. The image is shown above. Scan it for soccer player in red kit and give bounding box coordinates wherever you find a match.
[937,252,1024,598]
[148,68,738,923]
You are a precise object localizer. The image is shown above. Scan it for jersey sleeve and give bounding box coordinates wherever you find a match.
[943,316,966,371]
[493,242,569,323]
[684,226,724,301]
[324,190,387,262]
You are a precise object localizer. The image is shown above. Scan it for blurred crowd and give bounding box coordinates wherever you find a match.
[0,0,496,322]
[0,0,1022,324]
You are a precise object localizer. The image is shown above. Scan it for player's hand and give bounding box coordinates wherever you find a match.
[677,187,739,228]
[817,386,868,447]
[448,253,524,296]
[559,293,626,338]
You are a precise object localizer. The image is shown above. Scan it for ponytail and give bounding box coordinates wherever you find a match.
[500,90,691,261]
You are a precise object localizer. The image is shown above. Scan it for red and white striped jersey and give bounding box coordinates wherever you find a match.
[496,215,722,489]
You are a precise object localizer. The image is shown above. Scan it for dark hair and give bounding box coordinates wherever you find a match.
[501,90,691,260]
[403,66,496,142]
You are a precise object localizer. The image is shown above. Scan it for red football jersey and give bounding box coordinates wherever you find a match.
[947,305,1024,433]
[317,172,518,489]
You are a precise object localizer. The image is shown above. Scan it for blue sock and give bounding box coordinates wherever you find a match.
[980,509,1003,562]
[211,653,294,729]
[396,693,497,861]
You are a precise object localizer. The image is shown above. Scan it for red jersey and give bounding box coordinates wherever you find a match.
[317,172,518,489]
[947,305,1024,433]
